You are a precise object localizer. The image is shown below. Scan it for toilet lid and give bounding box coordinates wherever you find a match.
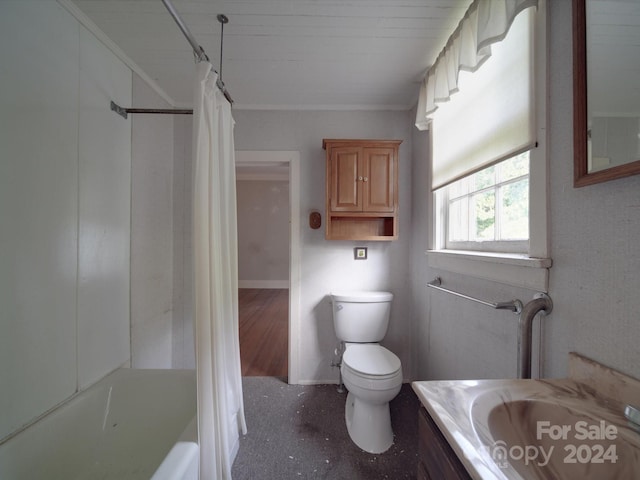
[343,344,401,376]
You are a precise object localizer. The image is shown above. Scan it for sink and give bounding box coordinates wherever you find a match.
[412,354,640,480]
[472,392,640,479]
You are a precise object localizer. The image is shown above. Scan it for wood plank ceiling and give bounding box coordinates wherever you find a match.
[70,0,471,110]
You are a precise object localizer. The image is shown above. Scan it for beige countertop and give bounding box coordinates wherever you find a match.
[412,353,640,479]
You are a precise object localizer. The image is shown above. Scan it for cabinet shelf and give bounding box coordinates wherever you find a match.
[323,139,401,241]
[327,215,397,241]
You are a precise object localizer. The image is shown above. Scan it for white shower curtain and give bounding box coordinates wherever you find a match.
[192,61,246,480]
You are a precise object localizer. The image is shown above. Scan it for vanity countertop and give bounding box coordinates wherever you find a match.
[412,353,640,480]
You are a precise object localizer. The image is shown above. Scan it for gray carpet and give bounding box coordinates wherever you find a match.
[231,377,419,480]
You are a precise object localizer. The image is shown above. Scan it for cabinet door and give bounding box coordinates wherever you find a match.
[363,147,395,212]
[418,407,472,480]
[330,146,362,212]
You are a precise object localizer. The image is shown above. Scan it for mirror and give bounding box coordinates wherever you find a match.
[573,0,640,187]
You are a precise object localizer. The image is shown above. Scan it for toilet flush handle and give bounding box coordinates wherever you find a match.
[336,304,343,311]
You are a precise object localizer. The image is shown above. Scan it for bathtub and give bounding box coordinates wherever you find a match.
[0,368,198,480]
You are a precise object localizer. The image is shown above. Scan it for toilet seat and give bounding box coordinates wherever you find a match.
[342,344,401,378]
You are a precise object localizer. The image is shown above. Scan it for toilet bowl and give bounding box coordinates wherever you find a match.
[341,343,403,453]
[330,291,403,453]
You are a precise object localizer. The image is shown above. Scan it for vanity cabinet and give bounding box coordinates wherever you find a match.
[323,139,401,241]
[418,407,472,480]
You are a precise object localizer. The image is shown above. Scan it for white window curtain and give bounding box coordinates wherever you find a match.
[192,61,247,480]
[415,0,538,190]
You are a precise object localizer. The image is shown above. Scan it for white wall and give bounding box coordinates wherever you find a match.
[127,81,194,370]
[410,0,640,382]
[172,116,195,369]
[545,0,640,379]
[237,179,290,287]
[232,110,414,383]
[129,79,197,370]
[166,110,413,382]
[130,76,175,368]
[76,26,132,389]
[0,1,131,440]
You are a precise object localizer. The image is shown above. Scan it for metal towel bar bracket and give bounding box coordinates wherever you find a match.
[427,277,523,314]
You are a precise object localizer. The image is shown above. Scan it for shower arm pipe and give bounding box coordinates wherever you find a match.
[160,0,234,105]
[517,293,552,379]
[427,277,523,313]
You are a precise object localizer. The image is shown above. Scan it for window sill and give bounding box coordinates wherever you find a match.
[426,249,552,292]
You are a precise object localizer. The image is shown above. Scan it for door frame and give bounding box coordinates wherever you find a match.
[235,151,301,384]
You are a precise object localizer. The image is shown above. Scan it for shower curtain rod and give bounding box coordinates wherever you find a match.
[162,0,233,105]
[111,0,232,120]
[110,101,192,119]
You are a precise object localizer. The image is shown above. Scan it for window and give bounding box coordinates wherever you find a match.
[420,1,551,291]
[429,5,536,255]
[441,151,529,253]
[429,143,550,292]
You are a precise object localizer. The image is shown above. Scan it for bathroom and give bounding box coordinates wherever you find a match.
[1,0,640,478]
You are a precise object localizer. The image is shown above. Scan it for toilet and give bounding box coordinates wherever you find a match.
[331,291,402,454]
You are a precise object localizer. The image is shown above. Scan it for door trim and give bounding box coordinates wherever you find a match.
[235,151,301,384]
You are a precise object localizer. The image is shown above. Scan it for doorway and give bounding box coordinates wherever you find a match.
[238,288,288,376]
[235,151,301,383]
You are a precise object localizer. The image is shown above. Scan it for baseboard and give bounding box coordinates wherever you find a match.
[295,379,413,386]
[296,379,340,386]
[238,280,289,289]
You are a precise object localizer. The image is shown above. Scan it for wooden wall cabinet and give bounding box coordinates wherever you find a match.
[418,407,472,480]
[323,139,401,241]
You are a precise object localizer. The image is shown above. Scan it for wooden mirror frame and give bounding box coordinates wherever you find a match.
[573,0,640,187]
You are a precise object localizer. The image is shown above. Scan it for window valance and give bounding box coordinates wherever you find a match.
[415,0,538,130]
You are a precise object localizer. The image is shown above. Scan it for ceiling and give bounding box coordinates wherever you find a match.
[69,0,471,110]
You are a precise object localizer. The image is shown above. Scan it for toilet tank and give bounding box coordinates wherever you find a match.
[331,291,393,342]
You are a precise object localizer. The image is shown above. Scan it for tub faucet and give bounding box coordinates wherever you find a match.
[517,294,553,379]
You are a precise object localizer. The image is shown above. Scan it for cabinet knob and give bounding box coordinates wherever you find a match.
[358,176,363,181]
[363,177,368,182]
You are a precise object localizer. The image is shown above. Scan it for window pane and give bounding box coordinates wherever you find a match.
[471,190,495,241]
[499,151,529,181]
[448,175,469,199]
[500,178,529,240]
[448,197,469,242]
[443,151,530,252]
[472,165,495,191]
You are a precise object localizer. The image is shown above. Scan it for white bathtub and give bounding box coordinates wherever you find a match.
[0,368,198,480]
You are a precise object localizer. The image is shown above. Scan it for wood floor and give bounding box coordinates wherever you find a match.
[238,288,288,377]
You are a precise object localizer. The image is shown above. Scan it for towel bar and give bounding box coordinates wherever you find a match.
[427,277,523,314]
